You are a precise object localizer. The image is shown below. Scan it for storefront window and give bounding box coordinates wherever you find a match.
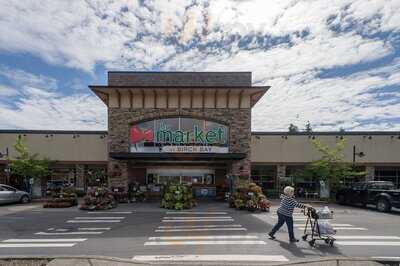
[251,165,277,195]
[375,167,400,188]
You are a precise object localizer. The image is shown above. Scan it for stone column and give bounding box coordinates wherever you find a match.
[108,159,128,189]
[277,165,286,190]
[75,164,85,189]
[230,159,251,178]
[365,166,375,181]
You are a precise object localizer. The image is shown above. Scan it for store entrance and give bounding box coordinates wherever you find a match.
[146,168,216,198]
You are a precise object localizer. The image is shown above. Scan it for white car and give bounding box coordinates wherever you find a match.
[0,184,31,204]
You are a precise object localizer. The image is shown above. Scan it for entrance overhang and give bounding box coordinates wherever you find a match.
[109,152,246,161]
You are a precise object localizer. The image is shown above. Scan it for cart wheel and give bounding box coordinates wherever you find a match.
[302,235,307,241]
[324,239,330,244]
[309,240,315,247]
[329,240,334,247]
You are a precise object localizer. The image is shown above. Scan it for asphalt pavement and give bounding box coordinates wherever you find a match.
[0,200,400,264]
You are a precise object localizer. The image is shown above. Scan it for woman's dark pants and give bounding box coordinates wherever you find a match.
[270,212,295,240]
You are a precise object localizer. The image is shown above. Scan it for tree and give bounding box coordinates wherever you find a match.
[305,121,312,133]
[299,138,365,197]
[288,123,299,133]
[8,136,51,193]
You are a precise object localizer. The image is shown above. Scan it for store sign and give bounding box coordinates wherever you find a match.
[130,117,229,153]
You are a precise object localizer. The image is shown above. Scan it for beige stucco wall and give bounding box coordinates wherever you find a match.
[1,132,399,165]
[251,134,400,164]
[0,133,108,162]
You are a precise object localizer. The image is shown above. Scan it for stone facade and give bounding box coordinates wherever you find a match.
[108,108,252,187]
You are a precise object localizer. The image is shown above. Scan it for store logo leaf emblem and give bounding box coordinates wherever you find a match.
[130,127,153,143]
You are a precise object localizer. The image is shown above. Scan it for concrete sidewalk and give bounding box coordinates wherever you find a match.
[1,256,396,266]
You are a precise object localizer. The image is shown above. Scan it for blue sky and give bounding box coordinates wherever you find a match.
[0,0,399,131]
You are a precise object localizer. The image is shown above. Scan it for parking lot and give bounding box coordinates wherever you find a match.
[0,201,400,264]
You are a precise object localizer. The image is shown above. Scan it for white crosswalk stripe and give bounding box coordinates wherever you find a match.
[162,219,234,222]
[163,216,232,219]
[144,240,266,246]
[74,217,125,219]
[3,238,87,242]
[336,241,400,246]
[158,224,243,229]
[132,254,289,262]
[335,236,400,240]
[67,220,121,223]
[166,211,228,215]
[297,226,368,230]
[155,228,247,232]
[87,211,133,214]
[0,243,76,248]
[35,231,103,235]
[78,227,111,231]
[148,235,257,240]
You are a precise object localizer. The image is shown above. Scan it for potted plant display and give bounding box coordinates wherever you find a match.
[160,183,197,210]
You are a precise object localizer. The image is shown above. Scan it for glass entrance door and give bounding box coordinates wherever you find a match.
[147,168,215,186]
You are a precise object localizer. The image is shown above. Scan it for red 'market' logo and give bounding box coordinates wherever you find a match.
[130,127,154,144]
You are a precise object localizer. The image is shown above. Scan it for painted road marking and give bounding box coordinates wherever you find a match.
[78,227,111,230]
[162,219,234,222]
[336,241,400,246]
[158,224,243,229]
[296,226,367,230]
[163,216,232,219]
[166,211,228,215]
[35,231,103,235]
[67,220,121,223]
[155,228,247,232]
[132,255,288,262]
[335,236,400,240]
[148,235,258,240]
[144,240,266,246]
[294,224,353,227]
[3,238,87,242]
[87,211,133,214]
[74,217,125,219]
[0,243,76,248]
[372,257,400,260]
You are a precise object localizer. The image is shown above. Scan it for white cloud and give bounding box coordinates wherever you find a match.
[0,68,106,130]
[0,0,399,131]
[0,85,17,96]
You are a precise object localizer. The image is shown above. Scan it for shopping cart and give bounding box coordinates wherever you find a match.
[302,207,336,247]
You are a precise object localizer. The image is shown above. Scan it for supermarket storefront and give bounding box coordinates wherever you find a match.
[90,72,268,198]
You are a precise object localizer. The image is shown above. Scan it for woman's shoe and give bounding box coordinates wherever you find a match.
[289,238,299,243]
[268,232,276,240]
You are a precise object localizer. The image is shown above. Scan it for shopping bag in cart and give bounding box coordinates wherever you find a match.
[317,220,336,235]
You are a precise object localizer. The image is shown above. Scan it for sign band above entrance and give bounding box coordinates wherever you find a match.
[130,117,229,153]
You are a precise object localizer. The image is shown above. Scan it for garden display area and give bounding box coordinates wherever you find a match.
[229,181,271,212]
[160,184,197,210]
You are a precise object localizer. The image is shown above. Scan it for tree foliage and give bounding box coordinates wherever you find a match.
[305,121,312,133]
[8,136,51,181]
[288,123,299,133]
[300,138,365,185]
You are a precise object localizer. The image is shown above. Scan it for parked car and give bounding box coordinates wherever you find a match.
[0,184,31,204]
[336,181,400,212]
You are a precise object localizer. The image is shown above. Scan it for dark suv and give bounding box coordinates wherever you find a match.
[336,181,400,212]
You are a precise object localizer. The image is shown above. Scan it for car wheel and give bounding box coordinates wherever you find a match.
[20,195,30,204]
[376,198,391,212]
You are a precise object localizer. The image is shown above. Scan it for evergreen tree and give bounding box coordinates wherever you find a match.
[288,123,299,133]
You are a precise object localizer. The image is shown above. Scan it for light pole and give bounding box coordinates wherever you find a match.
[352,145,365,168]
